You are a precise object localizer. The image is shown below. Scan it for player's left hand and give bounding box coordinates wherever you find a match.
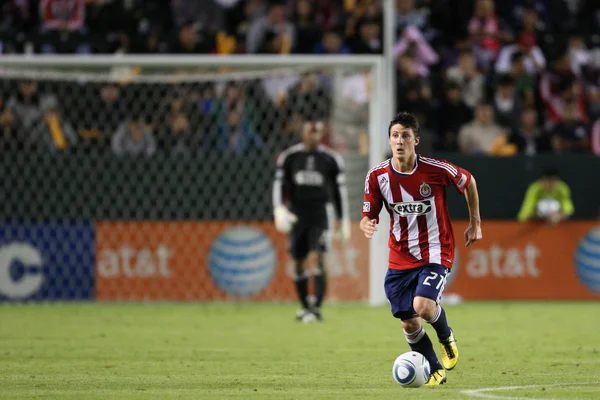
[464,221,482,247]
[336,218,351,244]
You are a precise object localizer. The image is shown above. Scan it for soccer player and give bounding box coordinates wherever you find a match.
[272,120,351,323]
[360,112,482,385]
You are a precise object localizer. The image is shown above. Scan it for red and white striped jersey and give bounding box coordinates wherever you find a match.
[362,155,472,270]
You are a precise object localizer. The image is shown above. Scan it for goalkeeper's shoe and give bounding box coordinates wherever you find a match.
[296,308,309,320]
[311,307,323,322]
[425,369,447,386]
[296,309,317,323]
[439,329,459,370]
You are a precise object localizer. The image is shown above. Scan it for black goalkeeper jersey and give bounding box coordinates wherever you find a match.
[273,143,348,222]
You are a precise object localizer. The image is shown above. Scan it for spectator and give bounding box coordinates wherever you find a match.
[396,53,435,124]
[513,5,548,55]
[167,21,216,54]
[446,49,485,109]
[539,53,586,126]
[111,117,156,156]
[550,101,590,153]
[219,109,264,155]
[40,0,85,32]
[566,30,593,77]
[500,0,551,34]
[212,82,258,140]
[291,0,322,54]
[393,25,439,76]
[132,28,167,54]
[39,0,90,54]
[458,102,516,155]
[502,50,536,107]
[77,83,125,152]
[160,112,196,155]
[467,0,513,70]
[495,31,546,75]
[282,73,331,125]
[435,82,472,152]
[6,80,44,133]
[0,0,31,53]
[171,0,223,32]
[246,2,295,54]
[517,169,574,224]
[492,74,524,131]
[313,28,350,54]
[223,0,267,53]
[348,16,382,54]
[439,34,473,69]
[508,108,552,156]
[396,0,436,42]
[29,95,79,152]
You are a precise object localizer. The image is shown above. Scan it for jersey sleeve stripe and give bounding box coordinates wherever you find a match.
[420,156,458,175]
[364,160,389,191]
[419,158,458,177]
[366,160,389,176]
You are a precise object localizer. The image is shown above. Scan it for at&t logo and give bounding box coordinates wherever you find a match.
[208,227,276,296]
[0,243,45,299]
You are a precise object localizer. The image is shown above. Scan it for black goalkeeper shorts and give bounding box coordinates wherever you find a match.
[288,218,330,260]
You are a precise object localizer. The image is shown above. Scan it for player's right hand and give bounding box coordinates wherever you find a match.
[360,217,377,239]
[274,205,297,233]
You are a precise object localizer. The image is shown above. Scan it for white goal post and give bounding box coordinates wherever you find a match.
[0,55,391,305]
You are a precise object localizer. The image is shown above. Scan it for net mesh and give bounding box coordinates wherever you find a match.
[0,60,373,302]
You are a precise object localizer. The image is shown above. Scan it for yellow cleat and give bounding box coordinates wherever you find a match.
[425,369,447,385]
[440,329,459,370]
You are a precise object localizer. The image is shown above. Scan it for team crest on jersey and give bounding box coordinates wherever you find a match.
[419,182,432,197]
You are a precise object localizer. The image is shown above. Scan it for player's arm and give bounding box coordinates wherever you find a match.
[439,159,482,246]
[558,182,574,219]
[517,182,540,222]
[360,172,384,239]
[331,154,351,242]
[272,151,297,233]
[463,176,482,247]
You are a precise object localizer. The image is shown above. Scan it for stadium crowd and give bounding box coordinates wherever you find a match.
[0,0,599,155]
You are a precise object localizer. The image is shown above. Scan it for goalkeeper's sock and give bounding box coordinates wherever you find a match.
[294,275,310,309]
[313,273,327,308]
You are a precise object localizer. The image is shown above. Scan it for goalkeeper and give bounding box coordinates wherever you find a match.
[272,120,350,323]
[517,169,574,224]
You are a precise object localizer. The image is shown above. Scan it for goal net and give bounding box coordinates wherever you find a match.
[0,55,385,303]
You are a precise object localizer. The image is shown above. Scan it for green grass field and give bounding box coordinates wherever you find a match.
[1,302,599,399]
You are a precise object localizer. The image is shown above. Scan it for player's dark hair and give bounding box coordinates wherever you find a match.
[388,112,420,137]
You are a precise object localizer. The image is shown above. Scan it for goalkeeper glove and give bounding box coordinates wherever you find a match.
[337,218,351,243]
[274,205,298,233]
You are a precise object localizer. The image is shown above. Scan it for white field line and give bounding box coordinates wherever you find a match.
[461,382,600,400]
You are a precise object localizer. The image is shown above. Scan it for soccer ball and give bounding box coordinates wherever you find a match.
[392,351,431,388]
